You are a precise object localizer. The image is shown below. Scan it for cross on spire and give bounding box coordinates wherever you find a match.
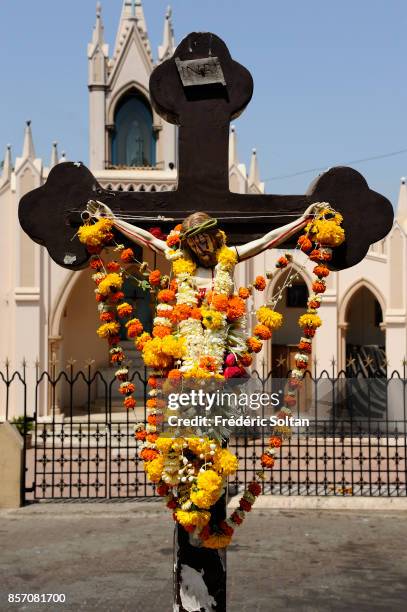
[125,0,137,17]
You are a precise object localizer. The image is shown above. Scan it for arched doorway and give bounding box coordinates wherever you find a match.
[345,286,385,374]
[110,90,156,167]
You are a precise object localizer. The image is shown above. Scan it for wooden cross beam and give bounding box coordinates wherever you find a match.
[19,32,393,274]
[18,31,394,612]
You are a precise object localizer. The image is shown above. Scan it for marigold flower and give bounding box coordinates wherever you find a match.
[256,306,283,330]
[97,273,123,297]
[297,235,313,253]
[120,248,134,263]
[313,265,329,278]
[261,453,275,468]
[135,429,147,441]
[77,218,113,248]
[153,325,172,338]
[149,269,161,286]
[209,293,229,312]
[239,353,253,367]
[238,287,251,299]
[269,436,283,448]
[312,280,326,294]
[123,396,136,409]
[253,275,266,291]
[217,245,238,269]
[119,382,135,396]
[314,219,345,247]
[276,256,288,268]
[171,304,192,322]
[190,307,202,320]
[298,313,322,329]
[106,261,120,272]
[166,232,180,247]
[172,258,197,276]
[157,289,176,303]
[298,340,312,353]
[97,322,120,339]
[169,279,178,292]
[199,356,217,372]
[201,309,225,330]
[247,336,262,353]
[140,448,159,461]
[175,510,211,529]
[99,311,115,323]
[90,258,103,270]
[110,291,125,303]
[226,296,245,321]
[168,368,183,382]
[117,302,133,318]
[253,324,272,340]
[126,318,144,338]
[213,449,238,475]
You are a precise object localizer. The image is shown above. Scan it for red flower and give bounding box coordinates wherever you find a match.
[219,520,234,536]
[239,498,252,512]
[248,481,262,496]
[231,511,243,525]
[107,261,120,272]
[156,483,169,496]
[149,226,167,241]
[166,498,177,510]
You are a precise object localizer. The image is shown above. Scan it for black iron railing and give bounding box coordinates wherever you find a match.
[1,363,406,502]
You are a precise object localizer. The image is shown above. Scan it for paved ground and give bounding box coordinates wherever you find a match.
[0,502,407,612]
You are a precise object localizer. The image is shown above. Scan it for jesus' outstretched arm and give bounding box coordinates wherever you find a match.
[236,203,318,261]
[86,201,167,254]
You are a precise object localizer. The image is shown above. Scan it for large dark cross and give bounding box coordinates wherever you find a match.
[19,32,393,612]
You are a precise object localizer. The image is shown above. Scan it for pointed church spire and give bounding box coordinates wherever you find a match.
[229,126,239,167]
[22,120,35,159]
[396,177,407,229]
[50,142,59,168]
[114,0,152,62]
[158,6,175,62]
[1,144,12,182]
[248,148,259,186]
[92,2,104,45]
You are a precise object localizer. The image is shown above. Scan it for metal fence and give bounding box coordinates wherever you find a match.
[1,362,406,503]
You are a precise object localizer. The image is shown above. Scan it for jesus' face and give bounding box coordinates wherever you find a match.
[186,232,219,268]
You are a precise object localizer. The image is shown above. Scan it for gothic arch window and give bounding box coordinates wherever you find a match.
[111,91,156,167]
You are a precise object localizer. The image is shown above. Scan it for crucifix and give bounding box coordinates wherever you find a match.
[19,31,393,612]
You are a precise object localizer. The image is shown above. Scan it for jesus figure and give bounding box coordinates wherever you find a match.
[86,201,319,289]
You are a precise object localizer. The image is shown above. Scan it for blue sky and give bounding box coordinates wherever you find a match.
[0,1,405,206]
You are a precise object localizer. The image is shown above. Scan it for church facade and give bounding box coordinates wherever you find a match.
[0,1,405,418]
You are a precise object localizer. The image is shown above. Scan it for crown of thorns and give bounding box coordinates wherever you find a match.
[180,218,218,241]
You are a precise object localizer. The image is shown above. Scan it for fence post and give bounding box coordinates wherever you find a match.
[0,422,24,508]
